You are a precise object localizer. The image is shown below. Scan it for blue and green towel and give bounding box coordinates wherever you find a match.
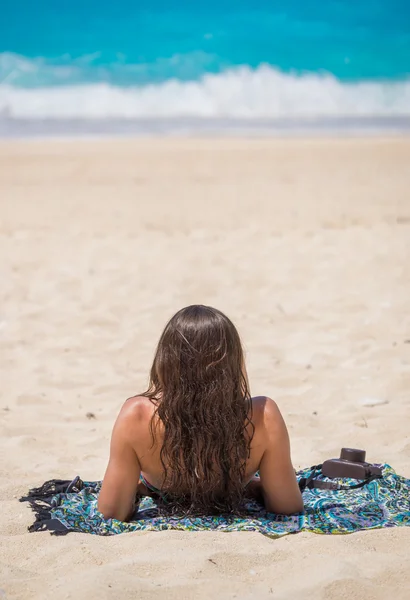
[20,464,410,537]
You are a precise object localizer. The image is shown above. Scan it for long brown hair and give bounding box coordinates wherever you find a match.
[143,305,254,514]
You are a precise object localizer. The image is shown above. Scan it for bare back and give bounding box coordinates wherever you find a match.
[98,395,303,521]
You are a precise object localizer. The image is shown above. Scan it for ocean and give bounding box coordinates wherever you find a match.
[1,0,410,136]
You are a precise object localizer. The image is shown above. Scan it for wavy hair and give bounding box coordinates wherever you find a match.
[143,305,254,514]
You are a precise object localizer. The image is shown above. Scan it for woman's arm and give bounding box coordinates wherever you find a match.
[97,401,141,521]
[258,398,304,515]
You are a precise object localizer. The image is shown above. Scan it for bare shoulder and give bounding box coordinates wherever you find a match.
[122,395,155,415]
[251,396,281,422]
[115,395,155,433]
[251,396,286,437]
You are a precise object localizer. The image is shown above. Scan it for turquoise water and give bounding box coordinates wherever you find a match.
[1,1,410,133]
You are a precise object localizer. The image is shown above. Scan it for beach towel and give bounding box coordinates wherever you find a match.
[20,464,410,537]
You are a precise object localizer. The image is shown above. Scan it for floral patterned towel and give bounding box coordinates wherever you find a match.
[20,464,410,537]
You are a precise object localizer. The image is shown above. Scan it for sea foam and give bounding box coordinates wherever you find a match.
[1,64,409,121]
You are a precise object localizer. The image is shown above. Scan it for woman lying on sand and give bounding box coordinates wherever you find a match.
[98,305,303,521]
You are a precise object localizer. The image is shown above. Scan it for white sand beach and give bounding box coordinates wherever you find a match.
[1,137,410,600]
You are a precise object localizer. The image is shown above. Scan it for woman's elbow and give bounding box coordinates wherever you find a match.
[97,499,132,522]
[281,500,304,515]
[264,493,304,515]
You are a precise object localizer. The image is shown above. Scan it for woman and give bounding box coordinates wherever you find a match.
[98,305,303,521]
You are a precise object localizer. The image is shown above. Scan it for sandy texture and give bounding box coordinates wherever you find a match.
[1,138,410,600]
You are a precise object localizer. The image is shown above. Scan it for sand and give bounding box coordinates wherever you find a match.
[1,137,410,600]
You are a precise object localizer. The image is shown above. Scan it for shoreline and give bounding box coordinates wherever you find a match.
[2,134,410,147]
[1,116,410,141]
